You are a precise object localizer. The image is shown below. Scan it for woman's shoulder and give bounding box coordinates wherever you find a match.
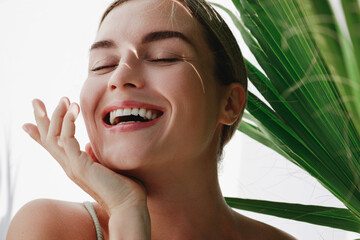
[6,199,107,240]
[233,210,296,240]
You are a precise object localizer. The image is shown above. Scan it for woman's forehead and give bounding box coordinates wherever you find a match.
[96,0,203,42]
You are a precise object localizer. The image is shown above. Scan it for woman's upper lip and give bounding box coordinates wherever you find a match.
[101,100,165,119]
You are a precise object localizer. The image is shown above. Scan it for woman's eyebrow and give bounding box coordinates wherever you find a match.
[142,31,194,47]
[89,31,193,52]
[89,40,116,52]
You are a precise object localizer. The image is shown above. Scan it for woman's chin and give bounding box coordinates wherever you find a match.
[99,151,153,171]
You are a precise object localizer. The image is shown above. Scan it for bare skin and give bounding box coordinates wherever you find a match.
[8,199,295,240]
[7,0,295,239]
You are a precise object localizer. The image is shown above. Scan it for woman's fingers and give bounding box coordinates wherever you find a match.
[26,98,81,161]
[61,103,82,159]
[22,123,41,144]
[32,99,50,143]
[25,98,149,219]
[48,97,70,139]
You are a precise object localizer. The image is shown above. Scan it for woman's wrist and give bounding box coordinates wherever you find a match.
[108,204,151,240]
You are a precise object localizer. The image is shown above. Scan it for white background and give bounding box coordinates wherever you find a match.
[0,0,358,239]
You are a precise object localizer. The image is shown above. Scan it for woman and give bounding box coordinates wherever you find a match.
[7,0,295,239]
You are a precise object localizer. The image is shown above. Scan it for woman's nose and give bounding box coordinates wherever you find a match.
[107,55,144,91]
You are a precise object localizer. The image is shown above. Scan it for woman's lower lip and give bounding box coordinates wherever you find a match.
[102,116,163,132]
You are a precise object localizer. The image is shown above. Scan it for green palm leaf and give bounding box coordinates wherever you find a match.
[340,0,360,128]
[213,0,360,232]
[225,197,360,233]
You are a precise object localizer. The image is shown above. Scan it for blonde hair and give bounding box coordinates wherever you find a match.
[99,0,248,156]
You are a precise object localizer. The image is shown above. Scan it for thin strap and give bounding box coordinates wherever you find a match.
[83,201,104,240]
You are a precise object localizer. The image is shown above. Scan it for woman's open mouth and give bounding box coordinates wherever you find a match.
[103,107,164,126]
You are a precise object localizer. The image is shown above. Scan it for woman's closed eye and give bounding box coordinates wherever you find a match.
[91,64,118,72]
[91,58,179,71]
[149,58,179,63]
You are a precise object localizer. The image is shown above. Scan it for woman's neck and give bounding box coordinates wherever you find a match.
[131,157,239,240]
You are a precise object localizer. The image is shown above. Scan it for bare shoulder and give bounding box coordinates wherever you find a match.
[233,211,297,240]
[6,199,104,240]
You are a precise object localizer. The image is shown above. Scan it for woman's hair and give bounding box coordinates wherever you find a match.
[99,0,248,157]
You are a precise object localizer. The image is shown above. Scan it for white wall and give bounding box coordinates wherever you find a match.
[0,0,357,239]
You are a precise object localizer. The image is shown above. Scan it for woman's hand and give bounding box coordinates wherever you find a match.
[23,97,150,239]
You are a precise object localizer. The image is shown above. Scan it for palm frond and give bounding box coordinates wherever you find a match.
[225,197,360,233]
[213,0,360,232]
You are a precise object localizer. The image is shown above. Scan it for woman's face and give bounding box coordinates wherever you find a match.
[80,0,224,171]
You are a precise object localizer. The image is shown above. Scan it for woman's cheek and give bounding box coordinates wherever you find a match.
[81,77,104,110]
[80,77,106,139]
[155,64,204,93]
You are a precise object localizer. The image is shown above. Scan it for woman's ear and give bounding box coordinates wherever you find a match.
[219,83,246,125]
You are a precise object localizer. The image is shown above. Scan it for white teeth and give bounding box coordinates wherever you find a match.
[116,109,124,116]
[131,108,139,115]
[118,121,142,124]
[145,110,152,119]
[110,111,114,125]
[108,107,160,125]
[139,108,146,118]
[123,108,131,115]
[110,109,123,125]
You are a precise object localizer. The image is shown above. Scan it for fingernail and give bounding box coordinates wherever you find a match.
[36,107,46,118]
[69,104,79,119]
[32,100,45,117]
[60,97,70,107]
[22,125,29,133]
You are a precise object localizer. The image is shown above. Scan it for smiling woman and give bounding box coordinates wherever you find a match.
[5,0,296,239]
